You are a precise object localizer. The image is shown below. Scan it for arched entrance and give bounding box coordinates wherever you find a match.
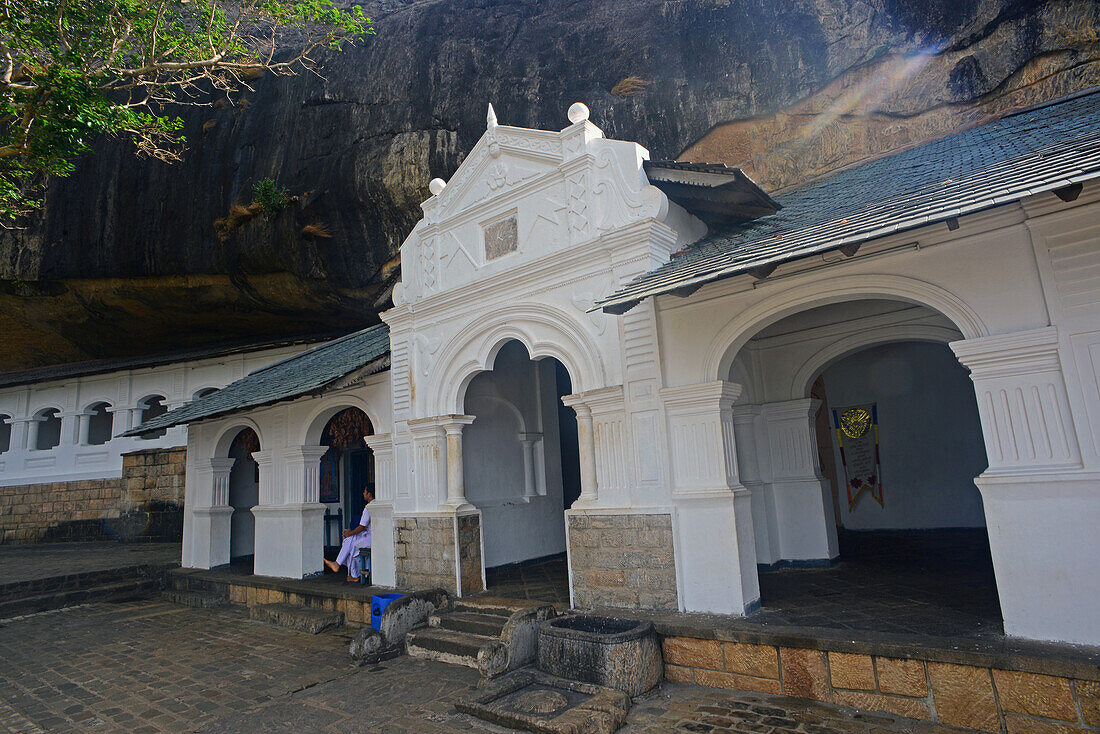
[724,298,1001,634]
[317,407,374,553]
[461,340,580,603]
[227,428,260,569]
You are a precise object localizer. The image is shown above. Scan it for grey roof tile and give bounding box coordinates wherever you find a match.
[596,89,1100,313]
[122,324,390,436]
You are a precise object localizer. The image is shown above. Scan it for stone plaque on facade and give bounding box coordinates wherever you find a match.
[484,216,518,260]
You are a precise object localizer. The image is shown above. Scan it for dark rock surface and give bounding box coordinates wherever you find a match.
[1,0,1097,370]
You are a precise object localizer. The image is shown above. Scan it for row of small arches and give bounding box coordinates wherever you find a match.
[0,388,219,453]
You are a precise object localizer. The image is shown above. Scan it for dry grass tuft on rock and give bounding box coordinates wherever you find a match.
[611,76,649,96]
[302,221,333,239]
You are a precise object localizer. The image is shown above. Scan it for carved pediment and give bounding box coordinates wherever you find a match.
[429,133,562,220]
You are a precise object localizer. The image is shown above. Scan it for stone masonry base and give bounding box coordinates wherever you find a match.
[664,636,1100,733]
[568,512,678,611]
[0,447,186,544]
[394,515,457,594]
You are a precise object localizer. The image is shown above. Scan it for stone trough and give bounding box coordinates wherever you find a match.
[456,614,663,733]
[537,615,662,697]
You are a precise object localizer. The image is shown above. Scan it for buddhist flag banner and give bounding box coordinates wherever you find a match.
[832,404,883,510]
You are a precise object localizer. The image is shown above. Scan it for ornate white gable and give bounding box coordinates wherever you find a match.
[392,103,692,307]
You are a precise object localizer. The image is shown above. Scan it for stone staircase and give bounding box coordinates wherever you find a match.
[0,565,165,620]
[407,596,555,678]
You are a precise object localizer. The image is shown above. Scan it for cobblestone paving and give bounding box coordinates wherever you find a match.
[0,542,180,586]
[0,600,962,734]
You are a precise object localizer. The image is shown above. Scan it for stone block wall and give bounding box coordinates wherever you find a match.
[457,513,483,596]
[121,448,186,506]
[394,515,457,594]
[0,447,186,544]
[664,636,1100,733]
[568,513,678,610]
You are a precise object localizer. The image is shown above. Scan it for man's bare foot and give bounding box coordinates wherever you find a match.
[323,559,340,573]
[346,576,357,583]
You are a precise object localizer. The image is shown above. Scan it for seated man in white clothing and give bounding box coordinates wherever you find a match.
[323,486,373,582]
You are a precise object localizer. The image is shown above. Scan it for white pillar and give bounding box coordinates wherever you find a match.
[26,415,43,450]
[58,411,81,446]
[733,405,779,566]
[364,433,396,587]
[518,432,542,498]
[188,458,235,569]
[952,327,1098,645]
[759,398,839,562]
[76,411,92,445]
[660,381,760,615]
[561,397,599,506]
[252,445,328,579]
[441,415,476,511]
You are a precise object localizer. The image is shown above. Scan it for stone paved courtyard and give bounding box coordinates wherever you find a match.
[0,543,180,587]
[0,600,966,734]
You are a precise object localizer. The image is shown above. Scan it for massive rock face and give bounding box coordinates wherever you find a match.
[1,0,1097,371]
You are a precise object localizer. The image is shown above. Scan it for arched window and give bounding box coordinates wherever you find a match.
[34,408,62,450]
[193,387,219,400]
[86,402,114,445]
[0,414,11,454]
[138,395,168,439]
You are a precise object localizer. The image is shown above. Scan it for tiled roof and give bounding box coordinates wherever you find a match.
[597,88,1100,314]
[0,334,337,390]
[122,324,391,436]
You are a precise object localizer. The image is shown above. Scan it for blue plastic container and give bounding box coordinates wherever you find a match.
[370,593,404,631]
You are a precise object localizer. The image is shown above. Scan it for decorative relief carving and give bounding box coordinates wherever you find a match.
[391,341,411,413]
[566,171,590,241]
[569,292,606,335]
[415,331,442,376]
[420,234,438,290]
[592,148,666,232]
[484,216,518,260]
[495,132,561,155]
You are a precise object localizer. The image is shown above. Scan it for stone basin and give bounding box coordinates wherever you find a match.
[537,615,662,697]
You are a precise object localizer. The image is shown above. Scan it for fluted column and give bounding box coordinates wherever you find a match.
[441,416,476,511]
[576,403,599,506]
[951,327,1097,645]
[518,432,542,498]
[659,380,759,615]
[187,457,235,569]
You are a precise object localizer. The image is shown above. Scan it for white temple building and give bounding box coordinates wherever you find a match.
[129,91,1100,647]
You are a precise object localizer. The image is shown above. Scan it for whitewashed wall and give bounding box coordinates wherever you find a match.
[0,344,310,488]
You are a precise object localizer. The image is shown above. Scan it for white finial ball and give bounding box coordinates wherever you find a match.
[429,178,447,196]
[567,102,590,125]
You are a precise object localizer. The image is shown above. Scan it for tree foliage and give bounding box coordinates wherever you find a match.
[0,0,372,222]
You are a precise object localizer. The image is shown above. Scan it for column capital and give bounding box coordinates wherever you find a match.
[562,385,624,414]
[732,403,762,425]
[408,414,473,436]
[283,444,329,464]
[950,326,1061,378]
[250,450,276,467]
[203,457,236,474]
[517,432,543,444]
[760,397,819,422]
[660,380,743,411]
[363,432,393,453]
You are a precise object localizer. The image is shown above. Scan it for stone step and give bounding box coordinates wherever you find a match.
[430,610,510,637]
[453,596,541,617]
[248,603,343,634]
[161,589,229,609]
[0,579,159,620]
[406,627,497,669]
[0,565,162,603]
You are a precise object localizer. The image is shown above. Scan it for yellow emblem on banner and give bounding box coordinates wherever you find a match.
[840,408,871,439]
